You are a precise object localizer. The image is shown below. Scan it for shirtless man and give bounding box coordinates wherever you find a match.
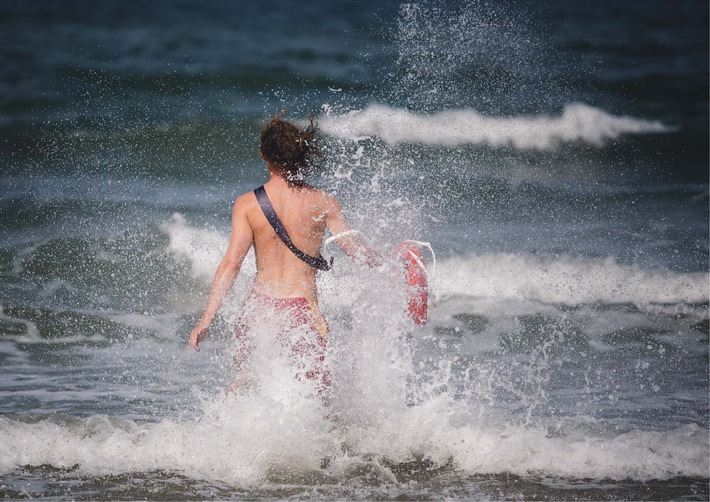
[188,113,381,394]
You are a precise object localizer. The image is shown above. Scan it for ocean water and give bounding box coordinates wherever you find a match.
[1,0,708,500]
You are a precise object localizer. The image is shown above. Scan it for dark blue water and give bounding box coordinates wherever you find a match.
[1,0,708,499]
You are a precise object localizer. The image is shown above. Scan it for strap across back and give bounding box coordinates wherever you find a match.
[254,185,332,271]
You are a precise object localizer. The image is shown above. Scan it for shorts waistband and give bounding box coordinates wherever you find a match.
[251,292,318,308]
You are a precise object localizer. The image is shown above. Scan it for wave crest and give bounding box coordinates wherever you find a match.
[437,253,708,306]
[320,103,673,150]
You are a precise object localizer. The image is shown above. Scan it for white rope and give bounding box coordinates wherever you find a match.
[323,230,360,258]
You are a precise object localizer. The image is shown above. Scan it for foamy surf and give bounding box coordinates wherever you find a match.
[436,253,709,307]
[319,103,673,149]
[1,401,707,484]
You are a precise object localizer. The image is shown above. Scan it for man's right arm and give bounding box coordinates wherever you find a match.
[188,194,254,351]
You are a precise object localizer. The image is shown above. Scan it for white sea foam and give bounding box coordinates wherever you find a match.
[319,103,673,150]
[160,213,236,280]
[3,321,708,482]
[436,253,709,307]
[338,397,708,481]
[0,401,328,485]
[0,398,706,483]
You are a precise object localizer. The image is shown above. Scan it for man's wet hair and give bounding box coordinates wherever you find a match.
[260,110,321,185]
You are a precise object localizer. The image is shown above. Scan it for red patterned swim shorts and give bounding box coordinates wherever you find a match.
[234,293,331,396]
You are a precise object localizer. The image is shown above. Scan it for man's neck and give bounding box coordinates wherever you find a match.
[266,167,309,191]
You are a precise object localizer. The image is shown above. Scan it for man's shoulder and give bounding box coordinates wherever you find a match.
[306,185,340,208]
[232,190,259,215]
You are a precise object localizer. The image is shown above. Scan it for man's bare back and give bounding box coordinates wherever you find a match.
[188,114,379,352]
[246,177,339,298]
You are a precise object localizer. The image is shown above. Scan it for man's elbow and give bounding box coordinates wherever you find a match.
[218,256,243,276]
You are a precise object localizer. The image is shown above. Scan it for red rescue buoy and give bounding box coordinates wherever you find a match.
[394,242,429,326]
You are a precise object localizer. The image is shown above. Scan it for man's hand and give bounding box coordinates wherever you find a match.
[188,324,209,352]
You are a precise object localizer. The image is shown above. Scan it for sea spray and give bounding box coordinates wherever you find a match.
[390,1,549,114]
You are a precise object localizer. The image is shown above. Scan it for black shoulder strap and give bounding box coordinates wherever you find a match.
[254,185,332,271]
